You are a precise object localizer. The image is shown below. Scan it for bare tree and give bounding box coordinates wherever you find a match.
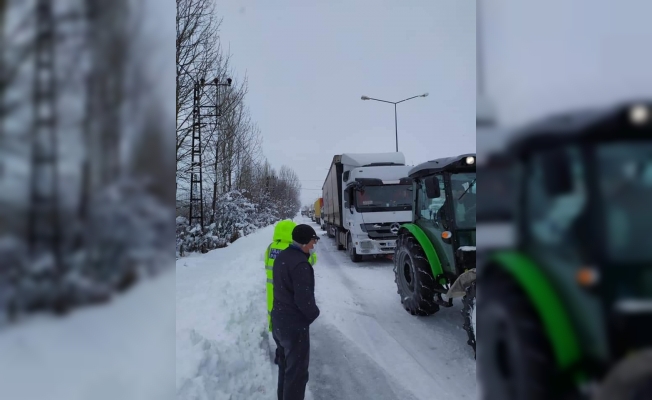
[176,0,227,178]
[175,2,304,251]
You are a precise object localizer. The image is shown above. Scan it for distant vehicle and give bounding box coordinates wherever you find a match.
[313,198,323,225]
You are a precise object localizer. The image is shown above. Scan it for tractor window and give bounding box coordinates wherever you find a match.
[525,147,587,261]
[597,142,652,263]
[451,172,476,229]
[417,176,445,221]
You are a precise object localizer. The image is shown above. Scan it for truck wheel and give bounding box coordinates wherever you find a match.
[327,224,334,238]
[462,281,476,358]
[478,269,559,400]
[393,234,439,316]
[347,234,362,263]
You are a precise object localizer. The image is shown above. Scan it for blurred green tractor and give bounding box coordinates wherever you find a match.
[478,102,652,400]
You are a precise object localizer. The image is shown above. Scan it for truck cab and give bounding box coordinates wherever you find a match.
[322,152,414,262]
[342,164,413,261]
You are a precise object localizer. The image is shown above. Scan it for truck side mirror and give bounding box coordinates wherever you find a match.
[542,150,573,196]
[424,176,441,198]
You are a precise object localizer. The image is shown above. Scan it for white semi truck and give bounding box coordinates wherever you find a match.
[322,152,413,262]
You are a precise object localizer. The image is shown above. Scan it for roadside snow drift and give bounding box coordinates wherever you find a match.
[176,225,276,400]
[0,271,176,400]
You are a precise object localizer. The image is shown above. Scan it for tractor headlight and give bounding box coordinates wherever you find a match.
[630,105,649,125]
[465,156,475,165]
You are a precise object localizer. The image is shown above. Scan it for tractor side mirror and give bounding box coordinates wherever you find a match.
[542,150,573,196]
[424,176,441,198]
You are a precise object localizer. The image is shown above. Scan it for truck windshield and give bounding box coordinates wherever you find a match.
[597,142,652,263]
[451,172,476,229]
[355,184,412,212]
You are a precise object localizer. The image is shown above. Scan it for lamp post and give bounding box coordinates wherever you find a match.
[361,93,428,152]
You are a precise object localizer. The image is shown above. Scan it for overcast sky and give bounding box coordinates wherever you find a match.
[217,0,475,206]
[481,0,652,128]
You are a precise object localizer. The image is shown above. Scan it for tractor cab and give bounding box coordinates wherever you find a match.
[410,153,477,278]
[479,102,652,399]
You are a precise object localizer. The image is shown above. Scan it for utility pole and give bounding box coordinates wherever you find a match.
[29,0,62,271]
[189,81,204,229]
[189,77,232,229]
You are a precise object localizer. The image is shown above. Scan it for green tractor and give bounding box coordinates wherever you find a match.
[393,153,477,355]
[478,102,652,400]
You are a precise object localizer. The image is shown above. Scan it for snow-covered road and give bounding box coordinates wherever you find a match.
[308,217,476,400]
[176,216,476,400]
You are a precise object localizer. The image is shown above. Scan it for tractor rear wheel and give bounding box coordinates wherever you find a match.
[394,234,439,316]
[478,269,562,400]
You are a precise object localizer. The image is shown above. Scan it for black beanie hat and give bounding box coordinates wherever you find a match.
[292,224,319,245]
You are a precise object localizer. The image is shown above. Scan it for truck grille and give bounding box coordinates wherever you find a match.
[362,222,410,239]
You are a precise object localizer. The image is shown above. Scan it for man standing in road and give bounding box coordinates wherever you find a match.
[265,220,317,364]
[271,224,320,400]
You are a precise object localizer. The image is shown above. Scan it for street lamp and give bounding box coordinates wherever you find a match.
[361,93,428,152]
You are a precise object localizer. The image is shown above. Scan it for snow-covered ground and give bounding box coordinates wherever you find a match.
[0,270,176,400]
[176,216,476,400]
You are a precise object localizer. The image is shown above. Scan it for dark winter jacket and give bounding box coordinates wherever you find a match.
[271,244,320,329]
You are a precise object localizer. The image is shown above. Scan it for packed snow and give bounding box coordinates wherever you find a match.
[176,216,476,400]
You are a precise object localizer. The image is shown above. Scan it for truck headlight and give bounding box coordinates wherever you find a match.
[465,156,475,165]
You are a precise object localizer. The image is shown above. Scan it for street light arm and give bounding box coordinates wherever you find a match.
[361,96,396,105]
[396,93,427,104]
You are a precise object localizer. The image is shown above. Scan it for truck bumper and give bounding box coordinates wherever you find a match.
[354,238,397,255]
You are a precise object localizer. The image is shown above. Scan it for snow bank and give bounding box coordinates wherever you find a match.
[0,270,176,400]
[176,224,277,400]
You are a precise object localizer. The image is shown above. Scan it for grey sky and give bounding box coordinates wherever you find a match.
[481,0,652,128]
[217,0,475,205]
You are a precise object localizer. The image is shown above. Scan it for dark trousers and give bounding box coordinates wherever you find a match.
[272,325,310,400]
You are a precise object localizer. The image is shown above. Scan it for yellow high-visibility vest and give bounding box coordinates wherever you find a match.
[265,220,317,331]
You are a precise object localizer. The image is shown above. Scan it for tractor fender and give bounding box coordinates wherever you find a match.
[398,224,444,283]
[482,251,583,373]
[447,268,476,298]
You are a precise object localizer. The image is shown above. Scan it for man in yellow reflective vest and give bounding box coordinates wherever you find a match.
[265,219,317,364]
